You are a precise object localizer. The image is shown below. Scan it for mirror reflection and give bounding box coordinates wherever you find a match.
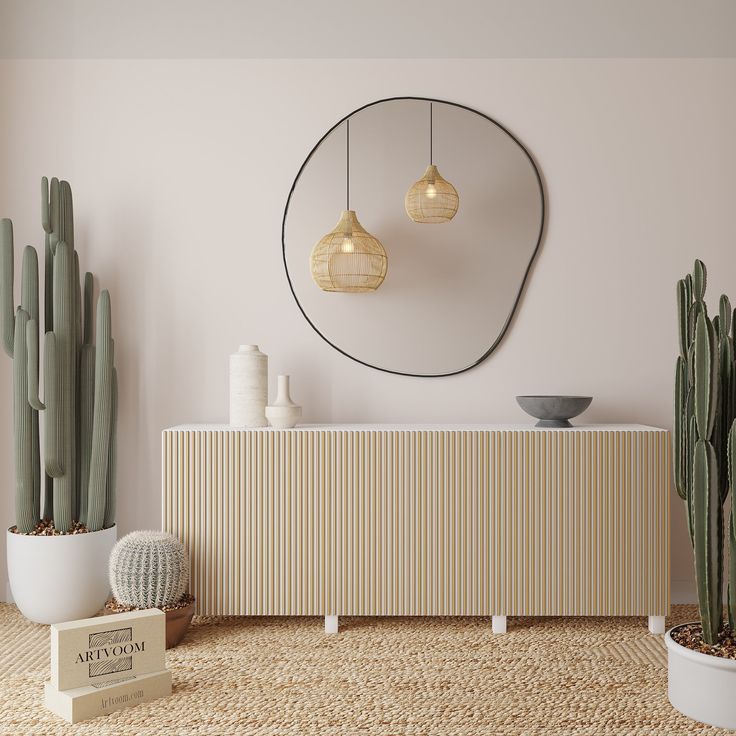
[283,97,545,376]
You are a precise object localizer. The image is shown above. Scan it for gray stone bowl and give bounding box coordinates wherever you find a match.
[515,395,593,428]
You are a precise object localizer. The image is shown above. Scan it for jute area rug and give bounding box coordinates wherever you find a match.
[0,603,729,735]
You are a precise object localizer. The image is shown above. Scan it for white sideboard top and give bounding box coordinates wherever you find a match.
[164,423,668,433]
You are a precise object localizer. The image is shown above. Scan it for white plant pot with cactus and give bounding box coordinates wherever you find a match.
[7,525,116,624]
[2,178,119,624]
[666,626,736,730]
[668,259,736,728]
[107,531,195,648]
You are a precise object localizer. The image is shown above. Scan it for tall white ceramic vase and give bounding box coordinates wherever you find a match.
[265,375,302,429]
[229,345,268,427]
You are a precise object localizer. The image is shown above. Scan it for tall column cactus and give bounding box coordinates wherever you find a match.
[674,260,736,643]
[86,290,114,532]
[13,308,35,533]
[1,178,118,534]
[729,424,736,632]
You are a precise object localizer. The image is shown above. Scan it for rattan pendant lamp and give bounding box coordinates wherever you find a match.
[310,119,388,293]
[405,102,459,223]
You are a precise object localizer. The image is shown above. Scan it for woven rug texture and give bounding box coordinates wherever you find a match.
[0,603,730,735]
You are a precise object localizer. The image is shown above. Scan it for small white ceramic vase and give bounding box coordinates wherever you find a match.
[229,345,268,427]
[265,375,302,429]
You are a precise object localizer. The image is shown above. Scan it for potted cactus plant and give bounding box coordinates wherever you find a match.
[2,178,118,624]
[667,259,736,729]
[106,531,195,648]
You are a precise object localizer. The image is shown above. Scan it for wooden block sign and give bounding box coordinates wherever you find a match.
[50,609,166,690]
[45,670,172,724]
[46,609,170,723]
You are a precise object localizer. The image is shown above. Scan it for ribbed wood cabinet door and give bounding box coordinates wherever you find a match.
[334,431,492,616]
[162,430,332,615]
[488,431,670,616]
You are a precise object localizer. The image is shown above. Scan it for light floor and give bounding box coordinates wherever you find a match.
[0,603,728,735]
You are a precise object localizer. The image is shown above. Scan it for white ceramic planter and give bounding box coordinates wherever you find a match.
[666,624,736,730]
[7,525,117,624]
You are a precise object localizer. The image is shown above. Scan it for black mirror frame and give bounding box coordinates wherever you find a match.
[281,96,546,378]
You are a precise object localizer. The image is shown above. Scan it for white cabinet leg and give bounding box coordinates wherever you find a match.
[492,615,507,634]
[325,615,338,634]
[648,615,665,635]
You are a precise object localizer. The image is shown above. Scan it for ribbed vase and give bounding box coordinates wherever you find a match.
[229,345,268,427]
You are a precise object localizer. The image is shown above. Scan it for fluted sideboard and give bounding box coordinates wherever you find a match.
[161,424,670,634]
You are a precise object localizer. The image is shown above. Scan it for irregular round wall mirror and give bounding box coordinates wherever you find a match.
[282,97,545,377]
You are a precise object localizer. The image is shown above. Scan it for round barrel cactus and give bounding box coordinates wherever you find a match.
[109,530,189,609]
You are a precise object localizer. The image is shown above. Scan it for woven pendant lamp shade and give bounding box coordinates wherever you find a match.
[405,165,459,224]
[310,210,388,293]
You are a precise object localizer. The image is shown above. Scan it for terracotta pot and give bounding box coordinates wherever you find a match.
[104,597,195,649]
[165,599,195,649]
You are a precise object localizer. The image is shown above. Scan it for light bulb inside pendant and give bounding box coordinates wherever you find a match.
[341,235,355,253]
[425,183,437,199]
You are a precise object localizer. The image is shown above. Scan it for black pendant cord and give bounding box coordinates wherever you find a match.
[430,102,433,165]
[346,118,350,211]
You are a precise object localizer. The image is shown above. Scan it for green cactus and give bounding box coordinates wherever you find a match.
[677,279,688,359]
[13,309,35,533]
[49,177,59,242]
[52,241,75,532]
[694,311,718,440]
[688,299,706,347]
[26,319,44,411]
[674,356,687,499]
[687,413,696,543]
[78,344,95,526]
[109,531,189,609]
[0,179,117,534]
[104,368,118,530]
[86,291,114,532]
[693,259,707,300]
[44,332,63,479]
[729,421,736,632]
[1,219,14,358]
[675,260,736,644]
[83,272,93,343]
[43,234,54,518]
[693,439,723,643]
[20,247,41,523]
[717,334,734,500]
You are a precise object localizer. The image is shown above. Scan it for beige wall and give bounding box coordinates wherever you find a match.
[1,59,735,601]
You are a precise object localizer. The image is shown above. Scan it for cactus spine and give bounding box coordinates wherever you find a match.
[109,531,190,609]
[0,179,118,534]
[675,260,736,643]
